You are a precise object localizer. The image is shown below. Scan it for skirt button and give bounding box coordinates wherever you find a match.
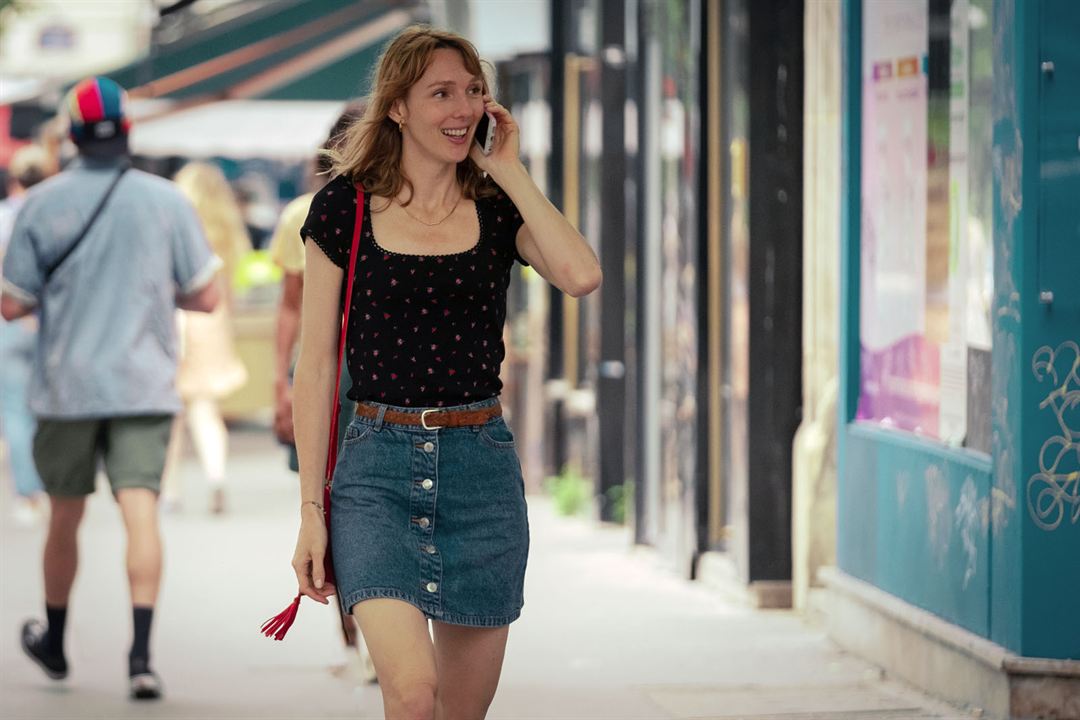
[425,582,438,593]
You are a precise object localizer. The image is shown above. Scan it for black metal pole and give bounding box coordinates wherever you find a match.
[631,0,648,545]
[547,0,570,477]
[745,0,803,582]
[694,0,714,562]
[597,0,627,521]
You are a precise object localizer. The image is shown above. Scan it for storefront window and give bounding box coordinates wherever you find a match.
[639,0,701,559]
[857,0,993,452]
[722,0,750,540]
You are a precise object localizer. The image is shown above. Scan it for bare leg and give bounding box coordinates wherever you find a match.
[43,497,87,605]
[431,622,509,720]
[353,599,438,720]
[159,414,185,507]
[185,398,227,487]
[186,398,228,513]
[115,489,162,606]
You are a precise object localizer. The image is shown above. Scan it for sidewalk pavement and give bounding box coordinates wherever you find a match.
[0,427,974,719]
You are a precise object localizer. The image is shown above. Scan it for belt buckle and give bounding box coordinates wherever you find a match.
[421,409,444,430]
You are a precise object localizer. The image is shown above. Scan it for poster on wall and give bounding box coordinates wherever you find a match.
[858,0,940,437]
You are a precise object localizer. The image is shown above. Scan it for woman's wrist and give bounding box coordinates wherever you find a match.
[487,158,528,188]
[301,499,324,515]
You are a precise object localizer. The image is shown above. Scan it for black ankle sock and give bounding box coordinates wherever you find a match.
[129,606,153,672]
[45,605,66,656]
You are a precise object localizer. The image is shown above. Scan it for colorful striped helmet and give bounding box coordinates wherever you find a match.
[64,76,131,145]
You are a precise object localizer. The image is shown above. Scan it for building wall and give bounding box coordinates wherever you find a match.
[993,0,1080,660]
[0,1,147,81]
[837,0,996,643]
[836,0,1080,661]
[792,0,841,611]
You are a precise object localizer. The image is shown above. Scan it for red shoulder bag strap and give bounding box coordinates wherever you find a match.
[325,184,365,484]
[261,183,365,641]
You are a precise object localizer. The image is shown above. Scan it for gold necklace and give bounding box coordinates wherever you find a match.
[397,192,462,227]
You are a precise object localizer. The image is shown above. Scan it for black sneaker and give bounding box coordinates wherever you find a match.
[20,619,67,680]
[129,657,164,701]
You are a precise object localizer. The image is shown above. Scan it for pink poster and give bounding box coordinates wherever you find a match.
[858,0,940,437]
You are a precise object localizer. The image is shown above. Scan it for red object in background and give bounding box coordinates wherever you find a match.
[0,105,32,169]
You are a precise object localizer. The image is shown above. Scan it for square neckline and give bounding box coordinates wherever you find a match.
[366,195,484,259]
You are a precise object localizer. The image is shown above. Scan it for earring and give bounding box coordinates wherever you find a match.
[398,119,406,132]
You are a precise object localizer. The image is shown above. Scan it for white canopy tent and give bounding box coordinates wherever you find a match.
[129,100,346,160]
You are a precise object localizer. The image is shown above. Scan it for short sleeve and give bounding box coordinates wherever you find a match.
[300,175,358,270]
[489,184,529,266]
[269,193,312,274]
[2,202,45,305]
[170,192,220,294]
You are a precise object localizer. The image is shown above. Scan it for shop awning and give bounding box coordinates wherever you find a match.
[106,0,419,101]
[128,99,345,160]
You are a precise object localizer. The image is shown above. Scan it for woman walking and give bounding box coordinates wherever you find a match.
[165,162,250,513]
[290,25,600,720]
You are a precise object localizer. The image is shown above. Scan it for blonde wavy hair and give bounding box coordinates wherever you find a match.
[173,162,251,283]
[326,25,497,204]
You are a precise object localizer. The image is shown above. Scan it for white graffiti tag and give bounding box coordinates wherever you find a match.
[1027,341,1080,531]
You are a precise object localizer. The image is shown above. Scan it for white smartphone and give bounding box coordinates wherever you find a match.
[474,111,497,154]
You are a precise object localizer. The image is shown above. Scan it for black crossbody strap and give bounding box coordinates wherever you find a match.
[44,164,130,280]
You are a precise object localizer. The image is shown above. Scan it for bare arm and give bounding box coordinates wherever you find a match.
[0,293,34,321]
[291,241,342,603]
[176,276,221,312]
[470,96,602,298]
[500,164,602,297]
[273,271,304,443]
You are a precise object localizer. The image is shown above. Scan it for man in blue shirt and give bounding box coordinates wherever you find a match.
[0,77,220,701]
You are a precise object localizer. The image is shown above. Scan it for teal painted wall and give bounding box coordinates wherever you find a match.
[1016,0,1080,659]
[839,0,1080,660]
[987,0,1027,657]
[836,0,992,635]
[989,0,1080,660]
[841,428,992,636]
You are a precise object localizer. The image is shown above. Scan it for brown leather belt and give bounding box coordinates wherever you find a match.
[355,401,502,430]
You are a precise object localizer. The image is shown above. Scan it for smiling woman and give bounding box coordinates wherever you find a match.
[284,24,600,720]
[325,28,497,210]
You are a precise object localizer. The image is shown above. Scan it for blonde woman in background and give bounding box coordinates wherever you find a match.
[164,162,250,514]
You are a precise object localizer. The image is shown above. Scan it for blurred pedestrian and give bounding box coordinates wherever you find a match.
[0,144,51,526]
[270,101,366,466]
[288,26,600,719]
[0,77,220,700]
[163,161,250,514]
[268,100,376,682]
[235,176,277,250]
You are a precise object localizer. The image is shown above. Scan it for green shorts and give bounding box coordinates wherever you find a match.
[33,415,173,497]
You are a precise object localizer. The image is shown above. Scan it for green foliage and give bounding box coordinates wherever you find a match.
[543,466,591,517]
[604,482,633,525]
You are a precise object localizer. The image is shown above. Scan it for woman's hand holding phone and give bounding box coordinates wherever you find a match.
[474,111,496,155]
[470,97,521,179]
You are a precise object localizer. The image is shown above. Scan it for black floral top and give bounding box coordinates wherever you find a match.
[300,174,528,407]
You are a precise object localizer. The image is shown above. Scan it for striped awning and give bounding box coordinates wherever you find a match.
[105,0,419,102]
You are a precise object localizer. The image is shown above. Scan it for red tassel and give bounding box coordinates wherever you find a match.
[261,595,301,641]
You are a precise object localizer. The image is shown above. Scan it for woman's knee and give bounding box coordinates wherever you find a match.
[383,677,437,720]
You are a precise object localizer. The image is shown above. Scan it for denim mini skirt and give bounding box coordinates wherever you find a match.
[330,397,529,627]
